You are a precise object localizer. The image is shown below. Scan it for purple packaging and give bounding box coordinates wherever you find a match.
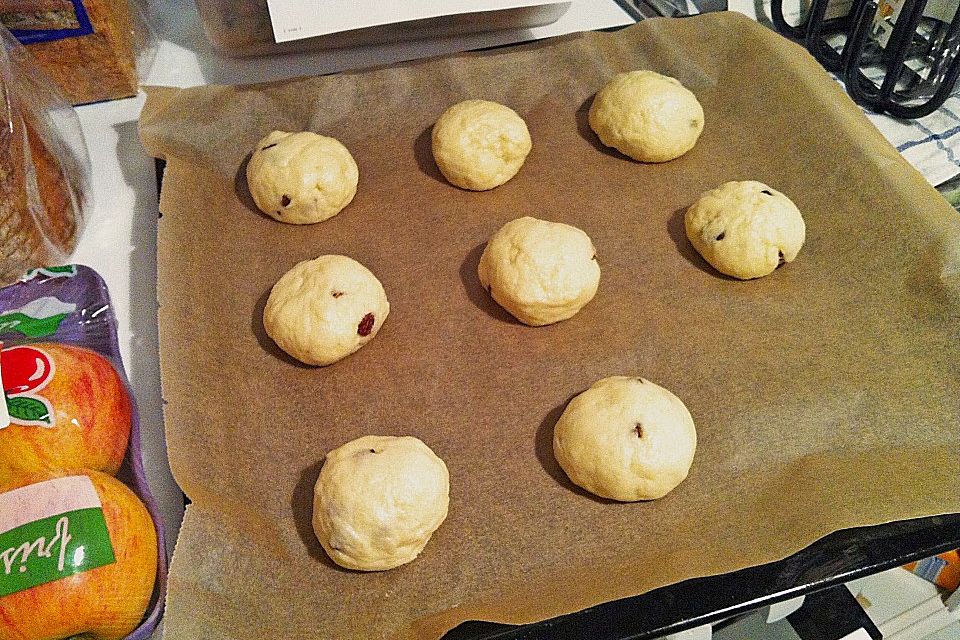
[0,264,167,639]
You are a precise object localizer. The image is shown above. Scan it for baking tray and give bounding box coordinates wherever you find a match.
[141,15,955,637]
[155,136,960,636]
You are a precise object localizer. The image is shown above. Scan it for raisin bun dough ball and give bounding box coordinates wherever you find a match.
[313,435,450,571]
[431,99,532,191]
[685,180,805,279]
[246,131,359,224]
[589,70,704,163]
[478,216,600,326]
[553,376,697,501]
[263,255,389,366]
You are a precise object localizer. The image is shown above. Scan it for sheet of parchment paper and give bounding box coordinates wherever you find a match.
[139,12,960,640]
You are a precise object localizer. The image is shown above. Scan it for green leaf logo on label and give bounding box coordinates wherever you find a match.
[22,265,78,281]
[5,396,52,425]
[0,297,75,339]
[0,476,116,597]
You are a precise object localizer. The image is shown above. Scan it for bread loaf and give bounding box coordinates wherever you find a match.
[0,75,81,284]
[18,0,138,105]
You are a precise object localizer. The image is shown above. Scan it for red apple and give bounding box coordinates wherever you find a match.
[0,343,132,484]
[0,470,158,640]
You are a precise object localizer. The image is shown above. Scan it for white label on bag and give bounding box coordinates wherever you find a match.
[265,0,562,43]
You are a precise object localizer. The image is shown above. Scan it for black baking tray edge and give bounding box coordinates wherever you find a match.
[443,514,960,639]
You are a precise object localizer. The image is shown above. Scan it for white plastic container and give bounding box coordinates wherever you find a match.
[194,0,572,57]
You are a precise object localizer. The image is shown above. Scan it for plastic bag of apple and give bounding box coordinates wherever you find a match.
[0,265,167,640]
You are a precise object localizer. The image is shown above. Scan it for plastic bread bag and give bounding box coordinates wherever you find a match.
[3,0,158,105]
[0,25,89,286]
[0,265,167,640]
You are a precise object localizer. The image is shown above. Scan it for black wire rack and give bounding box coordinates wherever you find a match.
[623,0,960,118]
[771,0,960,117]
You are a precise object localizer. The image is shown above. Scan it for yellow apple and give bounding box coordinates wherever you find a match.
[0,470,158,640]
[0,343,132,484]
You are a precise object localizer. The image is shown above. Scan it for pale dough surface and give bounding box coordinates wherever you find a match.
[685,180,806,279]
[313,435,450,571]
[477,216,600,326]
[263,255,389,366]
[432,99,532,191]
[553,376,697,501]
[246,130,359,224]
[588,70,704,163]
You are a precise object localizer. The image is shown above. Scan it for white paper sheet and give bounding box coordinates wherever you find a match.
[267,0,566,42]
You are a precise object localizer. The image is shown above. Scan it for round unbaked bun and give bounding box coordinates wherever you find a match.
[685,180,805,280]
[313,435,450,571]
[477,216,600,326]
[553,376,697,501]
[246,130,359,224]
[431,99,532,191]
[588,70,704,163]
[263,255,389,366]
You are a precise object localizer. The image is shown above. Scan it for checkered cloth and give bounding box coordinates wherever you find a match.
[858,88,960,187]
[727,1,960,186]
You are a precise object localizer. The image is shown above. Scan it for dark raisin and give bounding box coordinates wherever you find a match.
[331,290,344,298]
[761,189,773,195]
[280,194,291,207]
[715,231,725,241]
[778,250,785,265]
[261,143,278,151]
[369,449,376,453]
[635,423,644,438]
[591,254,597,261]
[357,313,375,337]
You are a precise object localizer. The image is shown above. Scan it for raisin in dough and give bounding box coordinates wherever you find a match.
[263,255,389,366]
[477,216,600,326]
[246,131,358,224]
[553,376,697,501]
[588,71,704,163]
[313,435,450,571]
[685,180,805,280]
[431,99,532,191]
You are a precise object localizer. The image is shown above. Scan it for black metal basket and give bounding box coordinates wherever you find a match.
[772,0,960,117]
[625,0,960,118]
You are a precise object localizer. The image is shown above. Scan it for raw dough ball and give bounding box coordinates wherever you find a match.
[313,435,450,571]
[685,180,805,280]
[431,99,532,191]
[588,70,704,163]
[263,255,389,366]
[477,216,600,326]
[246,130,359,224]
[553,376,697,501]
